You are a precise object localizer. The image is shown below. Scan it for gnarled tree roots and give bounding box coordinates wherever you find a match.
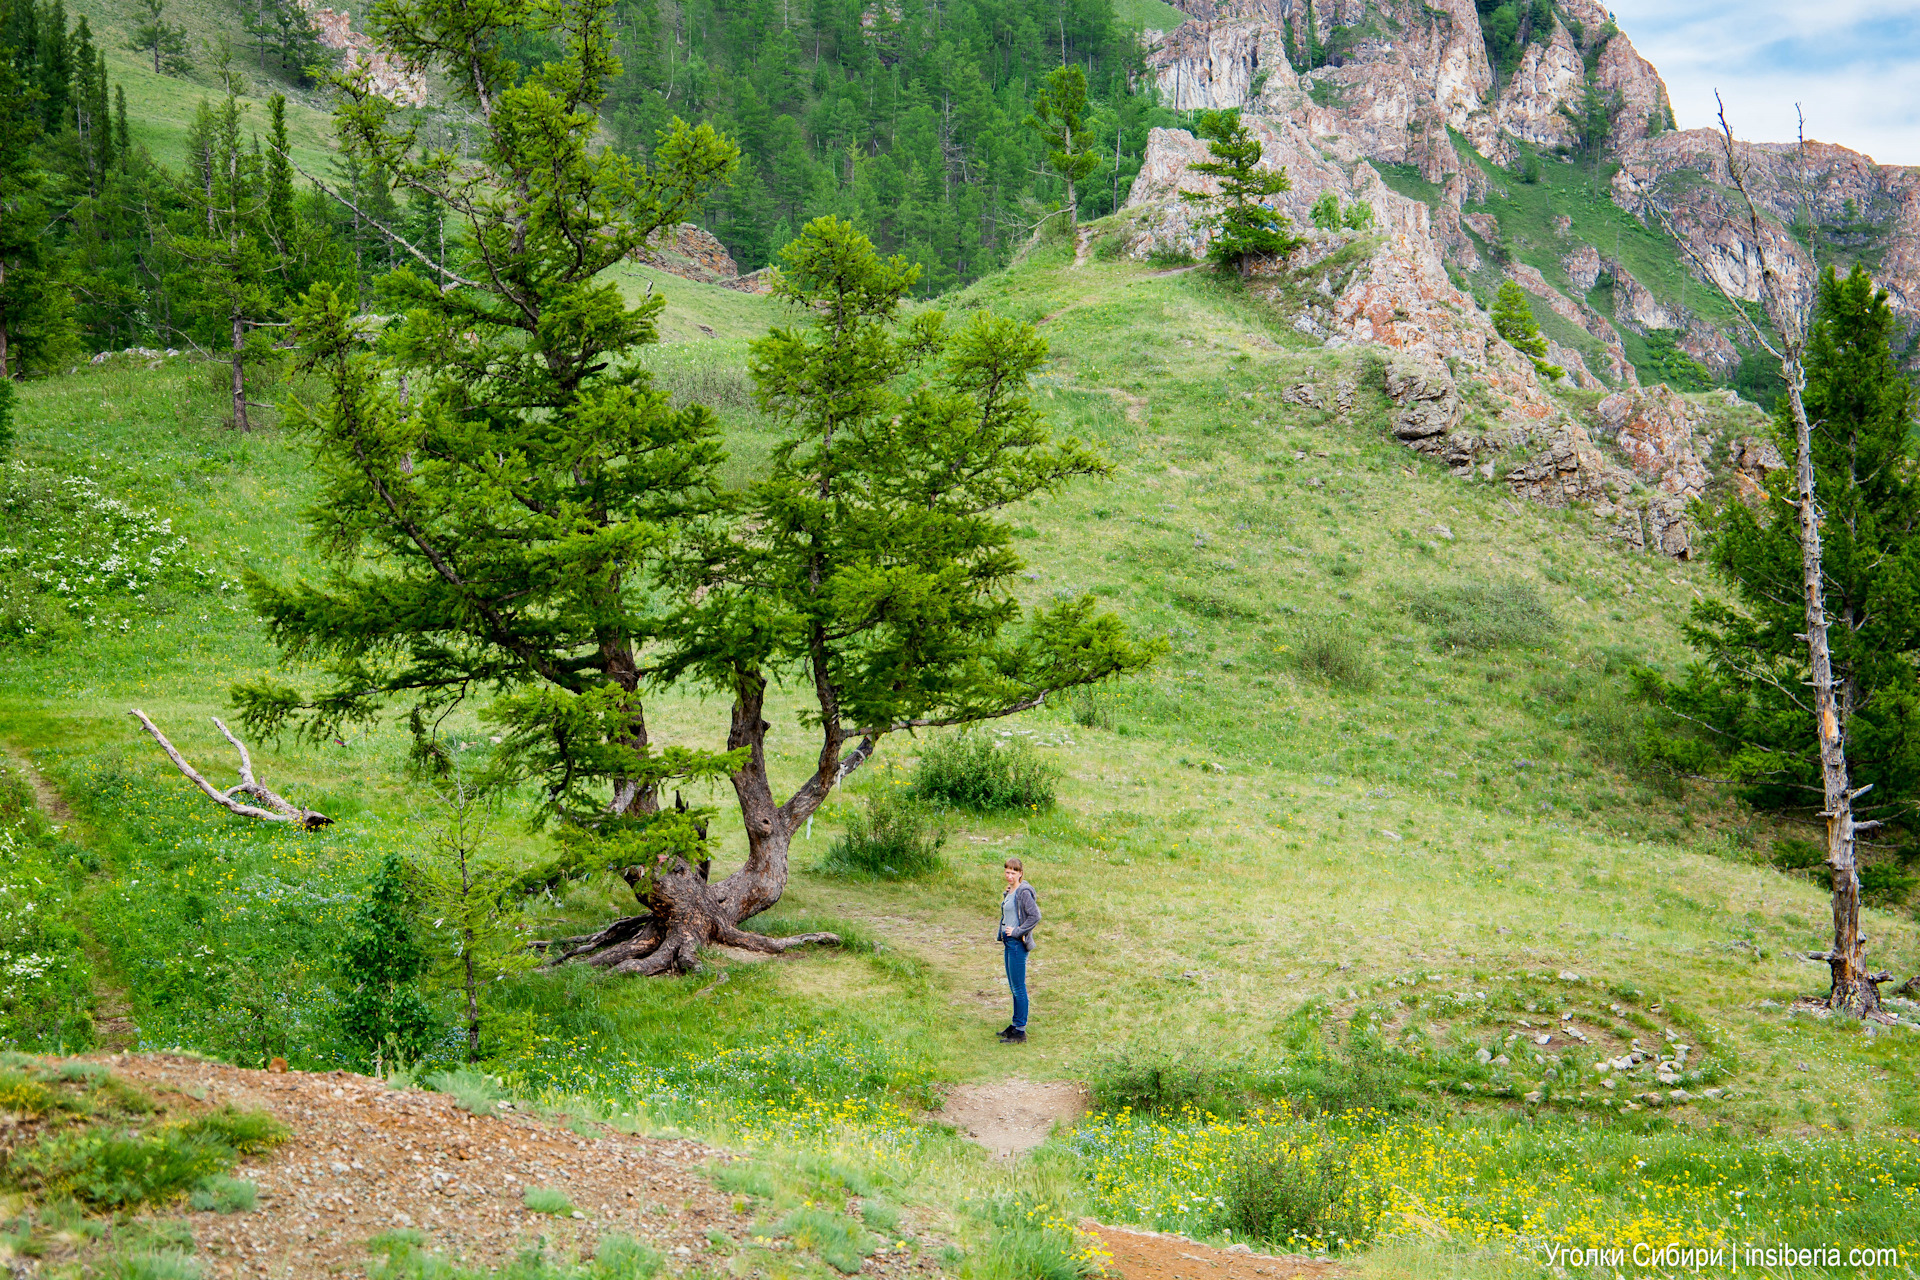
[538,858,837,976]
[541,915,839,975]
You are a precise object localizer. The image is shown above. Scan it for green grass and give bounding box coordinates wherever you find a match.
[8,235,1920,1277]
[67,0,342,175]
[1109,0,1188,29]
[521,1185,575,1215]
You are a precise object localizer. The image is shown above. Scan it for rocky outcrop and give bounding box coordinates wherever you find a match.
[1129,0,1920,394]
[1383,355,1463,452]
[299,0,425,105]
[1609,263,1683,332]
[1728,434,1786,503]
[633,224,741,283]
[1150,7,1285,111]
[1116,0,1902,557]
[1492,23,1585,150]
[1598,386,1709,497]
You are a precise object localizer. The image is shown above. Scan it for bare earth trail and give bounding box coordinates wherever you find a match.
[1,743,140,1050]
[933,1082,1345,1280]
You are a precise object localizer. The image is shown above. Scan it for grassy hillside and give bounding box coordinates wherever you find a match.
[65,0,345,174]
[5,243,1920,1277]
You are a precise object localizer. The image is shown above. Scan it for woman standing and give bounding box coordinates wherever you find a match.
[996,857,1041,1044]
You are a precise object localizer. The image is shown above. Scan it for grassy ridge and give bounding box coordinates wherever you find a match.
[7,250,1920,1276]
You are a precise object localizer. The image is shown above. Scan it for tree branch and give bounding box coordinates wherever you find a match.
[129,710,332,828]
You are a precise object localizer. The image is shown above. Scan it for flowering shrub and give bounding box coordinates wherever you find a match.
[0,462,227,639]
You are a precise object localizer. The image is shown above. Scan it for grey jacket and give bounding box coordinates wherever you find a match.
[997,882,1041,951]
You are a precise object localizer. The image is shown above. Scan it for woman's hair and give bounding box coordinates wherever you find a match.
[1004,856,1024,872]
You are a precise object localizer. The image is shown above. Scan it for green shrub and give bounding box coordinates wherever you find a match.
[1221,1133,1381,1252]
[859,1198,901,1235]
[819,791,945,880]
[776,1205,876,1274]
[9,1128,230,1208]
[1291,620,1377,691]
[184,1107,289,1153]
[1066,685,1118,730]
[523,1185,574,1215]
[913,734,1059,813]
[1087,1052,1256,1115]
[189,1173,258,1212]
[1408,580,1557,651]
[3,1100,285,1209]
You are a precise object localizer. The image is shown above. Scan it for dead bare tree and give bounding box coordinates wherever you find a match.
[1659,97,1882,1015]
[129,710,333,829]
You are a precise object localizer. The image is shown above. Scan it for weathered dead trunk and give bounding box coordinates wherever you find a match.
[1787,371,1877,1014]
[1700,99,1879,1016]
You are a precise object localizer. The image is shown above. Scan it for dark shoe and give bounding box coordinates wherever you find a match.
[995,1025,1017,1041]
[1002,1028,1027,1044]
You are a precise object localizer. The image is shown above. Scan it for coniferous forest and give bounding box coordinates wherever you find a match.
[0,0,1185,380]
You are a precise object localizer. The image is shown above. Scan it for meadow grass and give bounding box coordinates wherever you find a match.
[5,246,1920,1277]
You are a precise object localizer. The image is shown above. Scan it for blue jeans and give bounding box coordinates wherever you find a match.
[1003,939,1028,1029]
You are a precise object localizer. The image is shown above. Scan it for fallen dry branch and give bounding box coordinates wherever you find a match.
[129,709,333,829]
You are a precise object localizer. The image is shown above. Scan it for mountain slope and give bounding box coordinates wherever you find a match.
[1130,0,1920,391]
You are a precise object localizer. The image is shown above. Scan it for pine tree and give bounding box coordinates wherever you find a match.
[337,853,440,1071]
[270,0,323,84]
[1025,64,1100,226]
[1491,279,1565,380]
[128,0,189,77]
[0,41,76,378]
[112,83,127,164]
[36,0,68,132]
[169,90,276,429]
[1651,265,1920,839]
[415,778,538,1061]
[232,0,748,955]
[1179,110,1304,276]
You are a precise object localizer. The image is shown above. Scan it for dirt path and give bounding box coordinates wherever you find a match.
[933,1077,1087,1159]
[1,743,72,824]
[1073,227,1093,269]
[1087,1223,1348,1280]
[2,745,140,1049]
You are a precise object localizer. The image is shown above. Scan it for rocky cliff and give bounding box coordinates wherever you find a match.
[1133,0,1917,363]
[1120,0,1909,556]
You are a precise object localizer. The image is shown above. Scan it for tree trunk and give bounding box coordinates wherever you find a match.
[1786,370,1877,1014]
[231,314,250,432]
[540,847,837,976]
[1703,98,1880,1017]
[541,678,843,976]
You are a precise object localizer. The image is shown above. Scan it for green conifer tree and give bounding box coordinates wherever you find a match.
[128,0,189,76]
[1649,265,1920,837]
[1179,110,1304,276]
[1025,64,1100,226]
[337,853,440,1071]
[1491,279,1565,380]
[169,90,276,429]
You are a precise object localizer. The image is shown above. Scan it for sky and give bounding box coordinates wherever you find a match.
[1604,0,1920,166]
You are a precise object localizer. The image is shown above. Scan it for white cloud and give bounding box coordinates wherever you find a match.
[1605,0,1920,165]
